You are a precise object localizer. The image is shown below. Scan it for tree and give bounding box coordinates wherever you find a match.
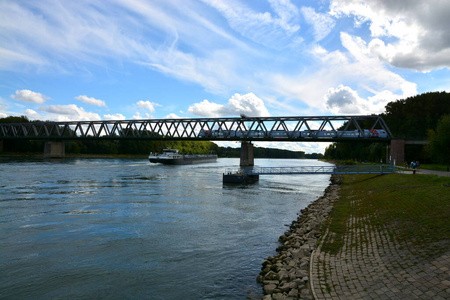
[428,114,450,169]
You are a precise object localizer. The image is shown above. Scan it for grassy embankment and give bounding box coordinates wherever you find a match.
[321,173,450,258]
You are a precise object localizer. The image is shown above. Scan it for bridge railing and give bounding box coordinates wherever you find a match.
[224,165,398,176]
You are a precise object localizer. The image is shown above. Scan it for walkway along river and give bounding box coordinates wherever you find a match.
[0,157,332,299]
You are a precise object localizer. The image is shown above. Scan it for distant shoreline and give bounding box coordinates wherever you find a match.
[0,153,148,159]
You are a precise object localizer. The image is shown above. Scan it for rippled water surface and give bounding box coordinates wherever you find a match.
[0,157,331,299]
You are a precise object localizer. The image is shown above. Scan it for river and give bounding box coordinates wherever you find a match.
[0,157,331,299]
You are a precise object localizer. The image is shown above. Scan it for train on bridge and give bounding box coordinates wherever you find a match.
[199,129,388,139]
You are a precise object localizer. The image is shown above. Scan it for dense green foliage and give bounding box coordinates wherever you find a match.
[0,116,44,153]
[323,140,386,163]
[325,91,450,163]
[427,114,450,166]
[383,92,450,139]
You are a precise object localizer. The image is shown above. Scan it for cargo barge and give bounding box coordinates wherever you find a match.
[149,149,217,165]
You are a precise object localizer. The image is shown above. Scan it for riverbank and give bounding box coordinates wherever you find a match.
[259,172,450,299]
[257,175,341,299]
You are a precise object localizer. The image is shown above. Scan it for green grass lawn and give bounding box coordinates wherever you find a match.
[420,164,450,172]
[321,173,450,257]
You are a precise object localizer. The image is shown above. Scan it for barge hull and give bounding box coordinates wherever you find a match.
[149,156,217,165]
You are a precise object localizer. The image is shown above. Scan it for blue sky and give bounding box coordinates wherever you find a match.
[1,0,450,153]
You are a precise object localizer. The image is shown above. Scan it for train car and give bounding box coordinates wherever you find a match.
[317,131,337,138]
[247,130,266,138]
[198,129,211,138]
[269,130,289,138]
[367,129,387,138]
[338,130,361,138]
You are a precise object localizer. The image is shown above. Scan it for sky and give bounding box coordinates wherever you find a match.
[1,0,450,153]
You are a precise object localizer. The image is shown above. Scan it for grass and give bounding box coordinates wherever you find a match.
[419,164,450,172]
[321,173,450,257]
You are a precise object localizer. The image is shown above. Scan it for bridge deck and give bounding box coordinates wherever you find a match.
[225,165,399,176]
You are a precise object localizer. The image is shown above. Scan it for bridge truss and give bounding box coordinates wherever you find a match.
[0,115,392,141]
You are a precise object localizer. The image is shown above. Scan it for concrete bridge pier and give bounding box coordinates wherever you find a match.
[390,139,405,165]
[240,141,254,167]
[44,141,65,158]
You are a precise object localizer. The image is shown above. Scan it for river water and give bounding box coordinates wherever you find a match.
[0,157,331,299]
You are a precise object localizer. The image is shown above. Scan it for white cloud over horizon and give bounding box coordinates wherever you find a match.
[75,95,107,107]
[38,104,101,121]
[188,93,270,117]
[10,89,50,104]
[137,100,161,113]
[104,113,126,120]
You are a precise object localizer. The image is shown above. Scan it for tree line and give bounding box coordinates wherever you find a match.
[324,91,450,165]
[218,145,322,159]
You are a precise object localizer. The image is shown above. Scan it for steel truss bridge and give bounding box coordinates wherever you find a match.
[226,165,399,176]
[0,115,392,142]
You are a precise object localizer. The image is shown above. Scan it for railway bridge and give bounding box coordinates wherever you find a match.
[0,115,410,165]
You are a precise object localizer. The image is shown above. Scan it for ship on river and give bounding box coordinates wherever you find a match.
[148,149,218,165]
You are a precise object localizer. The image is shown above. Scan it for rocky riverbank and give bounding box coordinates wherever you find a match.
[257,175,340,300]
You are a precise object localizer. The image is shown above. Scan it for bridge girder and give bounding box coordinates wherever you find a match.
[0,115,393,142]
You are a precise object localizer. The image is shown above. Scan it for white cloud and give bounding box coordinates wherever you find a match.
[164,113,181,119]
[131,112,153,120]
[0,0,250,97]
[228,93,270,116]
[10,89,50,104]
[188,93,270,117]
[326,85,367,114]
[38,104,101,121]
[0,112,7,118]
[330,0,450,71]
[24,109,42,120]
[103,113,126,120]
[75,95,106,107]
[266,31,417,114]
[0,47,44,70]
[201,0,300,49]
[268,30,419,115]
[188,100,226,117]
[325,82,418,115]
[137,100,161,113]
[301,7,335,42]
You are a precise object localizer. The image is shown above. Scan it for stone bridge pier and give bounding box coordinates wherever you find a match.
[240,141,254,167]
[390,139,405,165]
[44,141,65,158]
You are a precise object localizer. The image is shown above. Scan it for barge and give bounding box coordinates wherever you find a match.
[149,149,217,165]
